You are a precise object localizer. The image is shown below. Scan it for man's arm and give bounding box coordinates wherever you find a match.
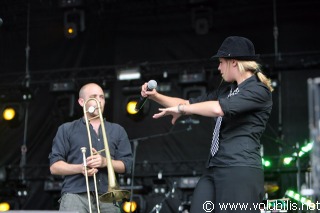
[50,160,82,176]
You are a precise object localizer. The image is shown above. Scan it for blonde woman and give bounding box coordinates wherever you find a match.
[140,36,273,213]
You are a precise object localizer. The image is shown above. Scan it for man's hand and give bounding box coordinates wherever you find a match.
[86,148,106,169]
[82,166,98,176]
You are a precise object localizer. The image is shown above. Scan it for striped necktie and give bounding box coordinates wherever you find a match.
[210,86,238,156]
[210,116,222,156]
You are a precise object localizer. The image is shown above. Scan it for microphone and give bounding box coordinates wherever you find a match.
[135,80,157,112]
[179,117,200,125]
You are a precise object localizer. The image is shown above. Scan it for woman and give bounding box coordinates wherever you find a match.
[140,36,273,212]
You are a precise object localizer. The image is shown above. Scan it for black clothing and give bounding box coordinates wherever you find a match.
[189,75,272,169]
[189,75,272,213]
[190,167,264,213]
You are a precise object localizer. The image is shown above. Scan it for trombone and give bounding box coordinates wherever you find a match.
[82,97,130,211]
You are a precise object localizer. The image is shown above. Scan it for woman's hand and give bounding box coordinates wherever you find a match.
[153,106,182,125]
[141,82,157,98]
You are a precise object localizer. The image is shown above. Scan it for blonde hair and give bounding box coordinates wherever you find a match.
[237,61,274,92]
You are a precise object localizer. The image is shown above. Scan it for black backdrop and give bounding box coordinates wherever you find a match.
[0,68,318,210]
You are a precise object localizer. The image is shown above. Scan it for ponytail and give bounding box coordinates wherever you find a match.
[256,71,274,92]
[237,61,274,92]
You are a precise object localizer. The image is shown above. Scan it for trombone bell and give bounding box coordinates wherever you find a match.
[99,190,131,203]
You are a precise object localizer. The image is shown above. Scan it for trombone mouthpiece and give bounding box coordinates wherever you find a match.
[88,106,96,113]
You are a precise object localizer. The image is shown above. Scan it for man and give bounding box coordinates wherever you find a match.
[49,83,133,213]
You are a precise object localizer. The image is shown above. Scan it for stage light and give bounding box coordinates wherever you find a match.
[264,182,279,194]
[117,68,141,81]
[125,96,149,121]
[2,107,16,121]
[179,72,205,84]
[126,100,138,115]
[64,22,77,39]
[285,190,315,209]
[152,179,168,195]
[0,202,10,211]
[50,81,75,92]
[1,103,24,128]
[63,9,85,39]
[68,27,74,34]
[262,158,271,167]
[122,201,137,213]
[291,141,313,158]
[301,141,313,153]
[191,7,213,35]
[283,157,293,165]
[281,140,314,166]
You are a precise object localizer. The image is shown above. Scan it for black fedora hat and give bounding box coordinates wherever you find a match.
[211,36,259,61]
